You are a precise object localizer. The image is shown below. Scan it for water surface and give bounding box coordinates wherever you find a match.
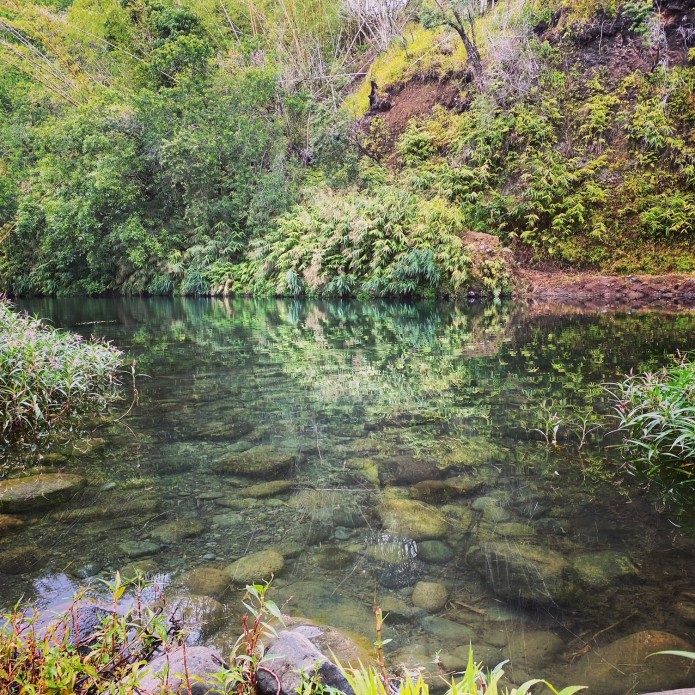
[3,298,695,692]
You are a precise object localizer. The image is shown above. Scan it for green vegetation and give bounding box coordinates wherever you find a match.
[0,299,122,446]
[0,0,694,297]
[611,355,695,502]
[2,575,582,694]
[0,573,175,693]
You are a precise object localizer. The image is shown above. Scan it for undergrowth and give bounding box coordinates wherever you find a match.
[609,354,695,503]
[0,300,123,447]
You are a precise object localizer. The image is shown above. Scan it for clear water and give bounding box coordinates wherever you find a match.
[3,298,695,692]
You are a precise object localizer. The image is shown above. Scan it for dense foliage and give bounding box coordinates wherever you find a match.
[611,355,695,502]
[0,0,693,297]
[0,300,122,445]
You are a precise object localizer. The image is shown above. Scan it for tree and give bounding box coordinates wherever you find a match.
[420,0,487,75]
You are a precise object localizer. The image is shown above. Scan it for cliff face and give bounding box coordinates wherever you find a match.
[345,1,695,280]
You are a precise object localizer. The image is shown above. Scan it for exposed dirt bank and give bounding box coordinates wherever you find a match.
[516,269,695,311]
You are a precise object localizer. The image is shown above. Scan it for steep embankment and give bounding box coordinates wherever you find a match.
[335,0,695,296]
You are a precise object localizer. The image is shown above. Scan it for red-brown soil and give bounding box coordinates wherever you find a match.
[516,269,695,310]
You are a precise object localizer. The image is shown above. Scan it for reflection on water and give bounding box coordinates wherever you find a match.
[3,297,695,693]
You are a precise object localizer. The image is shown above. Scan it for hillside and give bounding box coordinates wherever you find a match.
[0,0,693,297]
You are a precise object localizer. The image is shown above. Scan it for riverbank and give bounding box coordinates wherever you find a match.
[514,269,695,310]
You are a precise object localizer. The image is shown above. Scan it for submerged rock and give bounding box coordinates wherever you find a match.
[189,420,253,442]
[412,581,449,613]
[178,566,231,599]
[119,540,161,559]
[120,559,158,579]
[225,549,285,584]
[314,545,355,570]
[674,600,695,624]
[0,473,86,513]
[418,540,453,565]
[165,595,226,639]
[421,615,475,643]
[565,630,695,695]
[380,595,422,621]
[378,498,448,540]
[273,581,378,638]
[0,545,43,574]
[467,542,575,605]
[0,514,24,535]
[378,457,442,485]
[571,550,639,590]
[441,475,487,496]
[212,445,297,478]
[241,480,293,498]
[150,518,204,544]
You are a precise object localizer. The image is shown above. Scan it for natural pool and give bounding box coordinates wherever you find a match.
[2,297,695,694]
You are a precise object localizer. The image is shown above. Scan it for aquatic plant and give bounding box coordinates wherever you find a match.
[340,636,584,695]
[609,354,695,500]
[0,300,123,447]
[211,581,286,695]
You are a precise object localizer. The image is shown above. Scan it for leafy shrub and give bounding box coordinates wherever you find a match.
[0,573,176,694]
[622,0,653,37]
[609,355,695,501]
[640,191,695,238]
[260,187,470,298]
[0,300,122,446]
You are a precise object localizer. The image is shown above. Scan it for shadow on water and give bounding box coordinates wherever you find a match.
[3,297,695,693]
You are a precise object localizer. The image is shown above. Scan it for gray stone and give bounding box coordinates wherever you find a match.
[133,646,222,694]
[412,582,449,613]
[119,540,161,558]
[256,630,354,695]
[225,549,284,584]
[34,600,114,651]
[0,474,86,513]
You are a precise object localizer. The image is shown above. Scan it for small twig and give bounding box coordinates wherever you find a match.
[259,666,282,695]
